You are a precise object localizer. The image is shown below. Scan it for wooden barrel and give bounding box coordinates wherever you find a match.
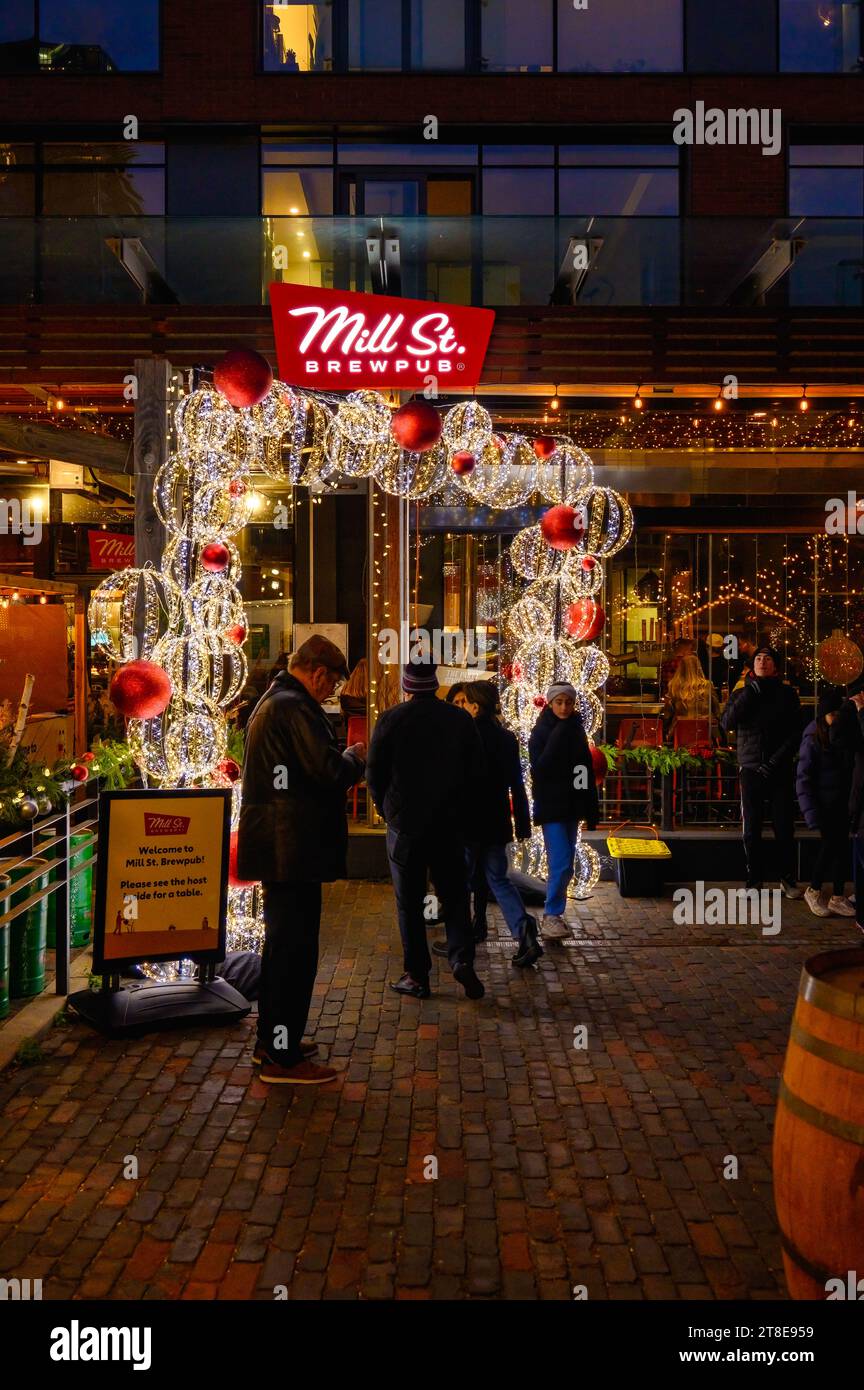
[773,948,864,1299]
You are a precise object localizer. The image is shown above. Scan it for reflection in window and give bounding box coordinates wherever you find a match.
[780,2,863,72]
[559,0,682,72]
[789,146,864,215]
[410,0,465,70]
[364,180,419,215]
[43,169,165,215]
[559,169,678,216]
[262,168,334,215]
[349,0,402,70]
[39,0,159,71]
[263,2,333,71]
[481,0,552,72]
[483,168,554,214]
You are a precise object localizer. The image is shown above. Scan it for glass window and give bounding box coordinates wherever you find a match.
[349,0,402,69]
[0,0,33,44]
[560,145,680,167]
[559,169,678,215]
[262,139,332,165]
[42,168,165,215]
[483,168,554,214]
[483,145,554,165]
[337,142,477,165]
[262,167,333,214]
[0,173,35,215]
[43,143,165,165]
[481,0,552,72]
[559,0,682,72]
[789,146,864,214]
[364,180,419,215]
[780,2,863,72]
[410,0,465,70]
[39,0,160,71]
[263,2,333,71]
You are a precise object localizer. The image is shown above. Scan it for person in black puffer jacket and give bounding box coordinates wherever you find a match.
[528,681,599,942]
[431,681,541,969]
[720,645,802,893]
[796,687,857,918]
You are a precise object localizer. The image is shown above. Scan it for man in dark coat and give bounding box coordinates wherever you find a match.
[366,658,486,1001]
[720,645,802,893]
[840,681,864,931]
[237,635,365,1085]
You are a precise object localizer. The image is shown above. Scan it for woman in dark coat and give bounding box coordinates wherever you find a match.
[796,687,857,917]
[529,680,599,941]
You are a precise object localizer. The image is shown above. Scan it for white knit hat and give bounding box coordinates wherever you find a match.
[546,681,577,703]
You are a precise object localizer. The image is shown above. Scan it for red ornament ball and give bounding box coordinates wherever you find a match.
[540,505,584,552]
[201,542,231,573]
[390,401,442,453]
[226,624,247,645]
[109,660,173,720]
[589,743,608,785]
[565,598,606,643]
[229,830,257,888]
[450,450,475,476]
[533,695,547,709]
[70,764,89,783]
[533,435,558,459]
[581,555,598,572]
[217,758,241,784]
[212,349,273,409]
[501,662,514,682]
[228,479,246,498]
[80,751,96,764]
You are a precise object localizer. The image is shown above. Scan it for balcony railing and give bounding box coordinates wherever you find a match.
[0,216,862,308]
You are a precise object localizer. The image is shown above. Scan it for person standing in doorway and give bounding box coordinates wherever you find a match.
[720,645,802,895]
[796,687,857,917]
[366,659,486,1000]
[238,635,365,1085]
[529,682,599,941]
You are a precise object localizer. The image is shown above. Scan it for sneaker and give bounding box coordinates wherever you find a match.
[781,878,804,900]
[259,1059,337,1086]
[804,887,830,918]
[453,962,485,1000]
[512,915,543,969]
[253,1040,317,1065]
[541,914,569,940]
[827,894,857,917]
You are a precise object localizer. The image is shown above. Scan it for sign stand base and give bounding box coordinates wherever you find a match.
[67,976,251,1037]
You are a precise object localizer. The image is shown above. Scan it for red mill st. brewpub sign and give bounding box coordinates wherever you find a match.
[269,283,495,389]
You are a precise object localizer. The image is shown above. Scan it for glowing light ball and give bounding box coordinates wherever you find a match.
[212,349,273,408]
[533,435,558,459]
[200,542,231,573]
[390,401,442,453]
[450,451,475,476]
[540,505,584,552]
[110,661,173,720]
[565,599,606,643]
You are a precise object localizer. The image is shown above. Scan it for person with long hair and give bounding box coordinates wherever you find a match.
[796,687,857,917]
[663,654,720,738]
[529,682,599,940]
[339,657,368,718]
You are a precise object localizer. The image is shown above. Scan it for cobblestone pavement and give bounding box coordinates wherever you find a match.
[0,880,859,1301]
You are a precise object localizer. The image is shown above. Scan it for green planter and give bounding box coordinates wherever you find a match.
[39,830,94,949]
[0,857,50,999]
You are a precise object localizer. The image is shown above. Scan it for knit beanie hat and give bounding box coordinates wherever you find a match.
[402,660,439,695]
[753,644,782,671]
[546,681,577,704]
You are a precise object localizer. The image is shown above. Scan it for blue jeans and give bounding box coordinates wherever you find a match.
[542,821,580,916]
[468,843,527,939]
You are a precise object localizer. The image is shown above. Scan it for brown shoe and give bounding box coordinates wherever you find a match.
[253,1040,317,1065]
[259,1059,337,1086]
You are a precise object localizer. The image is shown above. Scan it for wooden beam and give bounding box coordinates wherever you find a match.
[0,417,128,472]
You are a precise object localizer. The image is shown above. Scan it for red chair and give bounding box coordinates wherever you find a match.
[613,717,663,820]
[346,716,367,820]
[672,718,722,822]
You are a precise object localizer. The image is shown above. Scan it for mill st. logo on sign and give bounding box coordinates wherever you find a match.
[269,283,495,389]
[143,813,191,837]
